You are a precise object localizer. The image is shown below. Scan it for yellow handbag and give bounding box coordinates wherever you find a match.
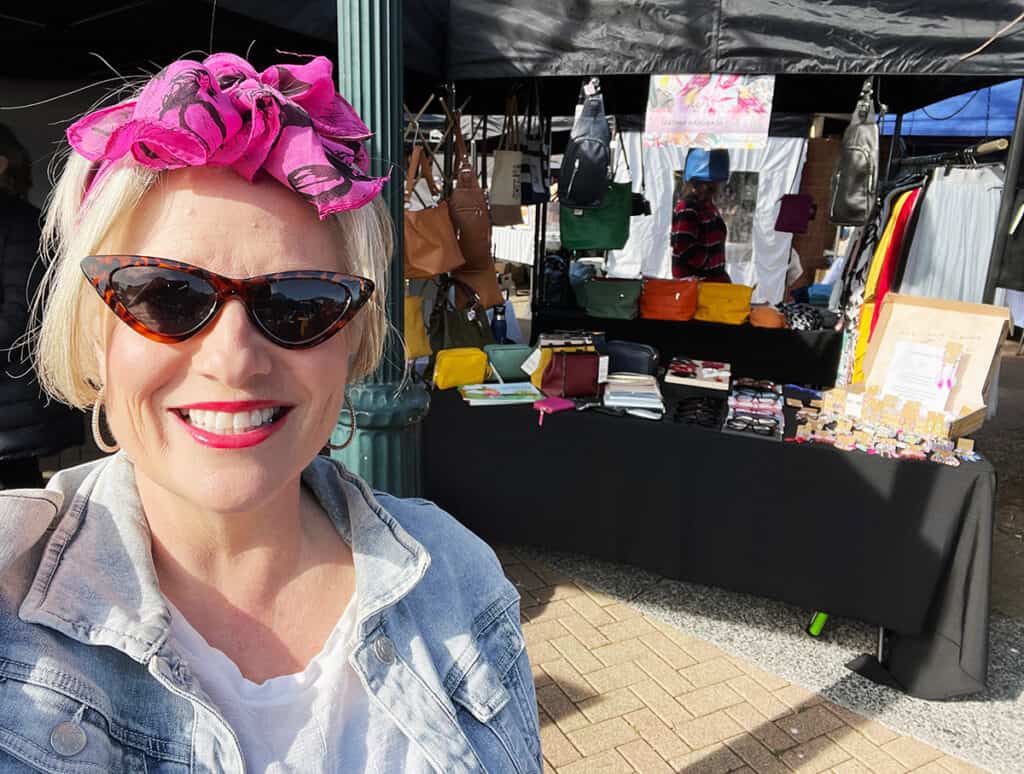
[530,345,596,389]
[434,348,489,389]
[695,283,754,325]
[404,295,432,360]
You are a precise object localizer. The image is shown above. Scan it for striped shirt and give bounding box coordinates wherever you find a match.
[671,197,728,280]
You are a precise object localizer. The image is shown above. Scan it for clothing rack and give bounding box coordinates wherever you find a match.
[894,138,1008,172]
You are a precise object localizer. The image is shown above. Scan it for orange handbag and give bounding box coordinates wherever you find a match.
[404,145,466,279]
[750,305,787,328]
[639,277,698,321]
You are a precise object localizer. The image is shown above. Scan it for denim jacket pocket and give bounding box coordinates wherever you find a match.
[0,661,172,774]
[448,594,542,774]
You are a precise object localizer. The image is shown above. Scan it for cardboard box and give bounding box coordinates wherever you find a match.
[835,294,1009,438]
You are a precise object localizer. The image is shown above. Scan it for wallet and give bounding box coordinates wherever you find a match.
[534,396,575,426]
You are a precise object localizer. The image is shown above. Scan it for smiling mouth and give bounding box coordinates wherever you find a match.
[174,407,290,435]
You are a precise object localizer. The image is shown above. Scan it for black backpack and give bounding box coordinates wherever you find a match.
[830,79,881,226]
[558,78,611,209]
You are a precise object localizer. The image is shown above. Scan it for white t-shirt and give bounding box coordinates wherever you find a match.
[167,596,429,773]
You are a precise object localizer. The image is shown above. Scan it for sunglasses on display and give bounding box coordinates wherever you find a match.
[725,415,780,435]
[81,256,375,349]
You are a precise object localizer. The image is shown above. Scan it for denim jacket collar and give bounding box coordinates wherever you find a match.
[18,452,431,665]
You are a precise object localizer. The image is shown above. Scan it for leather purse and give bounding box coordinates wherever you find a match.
[484,344,533,382]
[530,345,596,389]
[434,348,489,390]
[749,305,787,328]
[404,145,466,279]
[541,351,601,398]
[560,182,632,250]
[774,194,817,234]
[584,278,642,320]
[453,266,504,309]
[639,277,698,321]
[695,282,753,325]
[428,276,496,352]
[447,113,493,270]
[404,294,432,360]
[605,340,659,375]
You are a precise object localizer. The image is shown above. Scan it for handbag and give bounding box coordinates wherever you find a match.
[490,97,522,207]
[541,351,601,398]
[830,78,880,226]
[447,112,493,270]
[404,145,466,279]
[749,305,787,328]
[584,277,642,320]
[434,348,489,390]
[639,277,698,321]
[559,77,611,209]
[428,275,496,352]
[530,345,595,389]
[520,86,550,205]
[695,282,753,325]
[569,261,598,308]
[404,294,432,360]
[484,344,533,382]
[775,194,817,234]
[560,182,631,250]
[453,266,504,309]
[605,340,659,375]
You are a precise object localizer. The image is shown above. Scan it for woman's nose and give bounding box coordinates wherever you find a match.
[191,299,273,386]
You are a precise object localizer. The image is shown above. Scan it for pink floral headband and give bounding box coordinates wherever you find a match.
[67,53,387,219]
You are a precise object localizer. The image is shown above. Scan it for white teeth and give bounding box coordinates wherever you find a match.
[182,407,281,434]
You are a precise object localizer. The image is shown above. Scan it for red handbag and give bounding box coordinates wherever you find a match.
[541,351,600,398]
[639,277,698,321]
[774,194,817,234]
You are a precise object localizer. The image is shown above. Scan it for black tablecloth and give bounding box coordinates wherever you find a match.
[533,310,843,387]
[422,388,993,700]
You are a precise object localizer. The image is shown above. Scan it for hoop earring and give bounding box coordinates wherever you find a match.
[91,387,119,454]
[325,395,357,451]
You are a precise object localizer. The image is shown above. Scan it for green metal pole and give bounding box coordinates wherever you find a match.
[334,0,429,496]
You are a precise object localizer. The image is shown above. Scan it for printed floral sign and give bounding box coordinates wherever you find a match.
[645,74,775,149]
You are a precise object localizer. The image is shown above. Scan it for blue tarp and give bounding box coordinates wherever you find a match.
[883,80,1022,136]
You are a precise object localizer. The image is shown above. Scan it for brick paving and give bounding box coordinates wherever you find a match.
[499,549,987,774]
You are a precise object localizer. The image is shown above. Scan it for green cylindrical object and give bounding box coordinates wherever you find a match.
[335,0,431,495]
[806,612,829,638]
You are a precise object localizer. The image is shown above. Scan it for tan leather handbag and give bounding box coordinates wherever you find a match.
[447,115,493,271]
[404,145,465,279]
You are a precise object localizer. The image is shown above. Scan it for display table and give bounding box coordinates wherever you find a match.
[422,387,993,700]
[533,309,843,387]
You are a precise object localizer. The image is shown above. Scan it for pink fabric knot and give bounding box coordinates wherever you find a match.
[67,53,386,219]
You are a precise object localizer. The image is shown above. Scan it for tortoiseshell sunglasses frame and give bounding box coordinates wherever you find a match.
[80,255,375,349]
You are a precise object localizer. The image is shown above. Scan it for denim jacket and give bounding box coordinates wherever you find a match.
[0,453,541,773]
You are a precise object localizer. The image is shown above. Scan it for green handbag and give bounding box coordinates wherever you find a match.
[559,181,632,250]
[584,278,642,320]
[484,344,534,382]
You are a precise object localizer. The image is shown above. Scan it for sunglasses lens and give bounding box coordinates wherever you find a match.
[110,267,217,336]
[252,278,353,345]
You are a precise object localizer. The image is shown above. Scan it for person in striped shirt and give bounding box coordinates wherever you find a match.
[671,179,732,282]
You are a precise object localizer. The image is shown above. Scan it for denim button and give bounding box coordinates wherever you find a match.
[50,722,87,757]
[373,636,395,665]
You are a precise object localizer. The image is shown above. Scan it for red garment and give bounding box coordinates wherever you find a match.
[671,197,728,279]
[870,187,921,334]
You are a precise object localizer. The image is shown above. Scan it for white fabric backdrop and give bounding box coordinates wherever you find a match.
[607,133,808,304]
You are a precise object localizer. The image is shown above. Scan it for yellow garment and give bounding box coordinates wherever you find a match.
[851,191,912,383]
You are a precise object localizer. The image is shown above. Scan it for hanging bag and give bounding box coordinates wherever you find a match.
[558,78,611,209]
[404,145,466,279]
[447,112,503,308]
[521,85,551,205]
[403,293,433,360]
[560,132,632,250]
[427,275,496,352]
[830,78,881,226]
[490,97,523,207]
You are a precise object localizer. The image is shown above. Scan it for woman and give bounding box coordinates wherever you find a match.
[671,149,731,282]
[0,124,83,487]
[0,54,540,773]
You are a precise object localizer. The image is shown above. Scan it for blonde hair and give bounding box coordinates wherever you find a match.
[31,149,394,411]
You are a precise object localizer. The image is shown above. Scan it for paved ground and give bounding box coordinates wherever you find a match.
[501,548,988,774]
[497,344,1024,773]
